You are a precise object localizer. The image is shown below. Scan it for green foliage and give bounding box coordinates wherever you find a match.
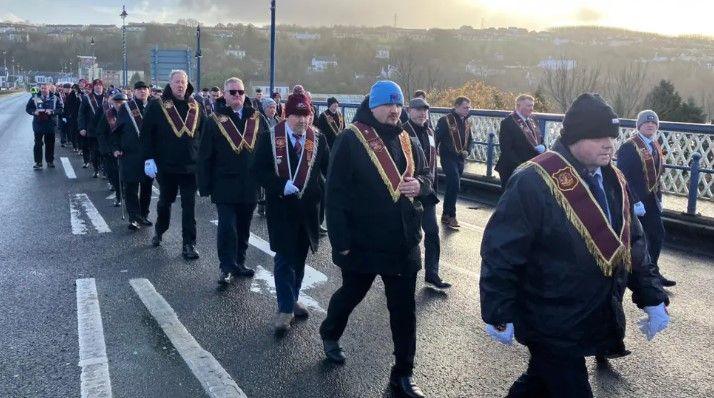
[643,80,706,123]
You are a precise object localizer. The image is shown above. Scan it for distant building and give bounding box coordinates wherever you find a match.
[537,58,576,70]
[310,56,338,72]
[376,47,390,59]
[292,32,320,41]
[250,81,290,97]
[225,49,246,59]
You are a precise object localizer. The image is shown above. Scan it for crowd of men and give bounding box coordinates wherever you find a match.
[25,72,675,397]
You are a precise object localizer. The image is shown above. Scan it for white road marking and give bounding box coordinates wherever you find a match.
[70,194,111,235]
[61,157,77,179]
[129,278,247,398]
[76,278,113,398]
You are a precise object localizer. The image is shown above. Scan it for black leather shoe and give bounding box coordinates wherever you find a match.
[235,264,255,277]
[151,235,162,247]
[127,220,140,231]
[389,375,425,398]
[138,217,153,226]
[322,339,346,364]
[218,271,234,285]
[92,171,99,178]
[47,162,55,168]
[182,244,199,260]
[660,276,676,287]
[33,163,42,170]
[113,198,121,207]
[319,225,328,235]
[425,276,451,289]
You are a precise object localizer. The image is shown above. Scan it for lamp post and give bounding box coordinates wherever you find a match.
[269,0,276,95]
[90,37,96,80]
[121,5,128,88]
[195,25,202,91]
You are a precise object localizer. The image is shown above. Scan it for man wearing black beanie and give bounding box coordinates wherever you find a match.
[480,93,670,397]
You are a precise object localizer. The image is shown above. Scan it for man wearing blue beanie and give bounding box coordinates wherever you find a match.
[321,80,431,398]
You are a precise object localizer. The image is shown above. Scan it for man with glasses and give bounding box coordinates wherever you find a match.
[198,77,270,284]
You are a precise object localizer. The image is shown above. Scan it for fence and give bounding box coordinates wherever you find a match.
[315,101,713,216]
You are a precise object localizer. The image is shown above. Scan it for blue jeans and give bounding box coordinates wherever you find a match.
[216,202,256,273]
[441,155,464,217]
[274,243,310,313]
[422,202,440,279]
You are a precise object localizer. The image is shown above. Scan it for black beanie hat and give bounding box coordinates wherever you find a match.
[560,93,620,145]
[327,97,339,107]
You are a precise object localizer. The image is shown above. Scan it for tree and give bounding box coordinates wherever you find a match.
[429,80,516,110]
[540,58,602,112]
[602,61,648,118]
[642,80,706,123]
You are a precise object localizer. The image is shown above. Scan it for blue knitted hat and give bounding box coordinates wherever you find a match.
[368,80,404,109]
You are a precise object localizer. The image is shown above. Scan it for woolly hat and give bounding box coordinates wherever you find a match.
[560,93,620,145]
[368,80,404,109]
[285,93,311,117]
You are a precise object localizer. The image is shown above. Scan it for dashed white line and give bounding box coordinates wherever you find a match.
[70,194,111,235]
[129,278,247,398]
[60,157,77,179]
[76,278,113,398]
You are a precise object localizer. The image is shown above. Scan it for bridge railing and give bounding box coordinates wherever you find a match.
[314,102,714,215]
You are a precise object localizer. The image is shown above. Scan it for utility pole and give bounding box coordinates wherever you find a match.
[121,5,128,87]
[269,0,276,95]
[195,25,202,90]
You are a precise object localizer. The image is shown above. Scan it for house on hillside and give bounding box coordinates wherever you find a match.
[537,58,576,70]
[310,56,338,72]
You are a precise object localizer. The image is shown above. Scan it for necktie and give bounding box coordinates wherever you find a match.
[586,173,611,224]
[650,141,660,168]
[293,134,303,155]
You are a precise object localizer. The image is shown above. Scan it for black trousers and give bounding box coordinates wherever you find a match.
[155,172,197,244]
[507,347,592,398]
[320,268,417,377]
[216,202,256,273]
[103,155,120,199]
[124,176,153,221]
[33,130,55,164]
[82,137,100,171]
[639,210,665,276]
[422,202,440,279]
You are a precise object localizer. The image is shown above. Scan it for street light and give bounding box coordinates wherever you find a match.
[120,5,128,88]
[195,25,202,91]
[269,0,276,95]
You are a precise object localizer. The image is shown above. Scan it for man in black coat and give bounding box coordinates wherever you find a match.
[77,79,106,177]
[141,70,204,260]
[480,94,670,397]
[403,97,450,289]
[319,81,432,398]
[252,93,329,333]
[435,96,473,230]
[495,94,546,189]
[95,91,124,207]
[198,77,269,283]
[111,81,153,230]
[616,109,676,287]
[316,97,345,148]
[64,84,83,152]
[25,83,62,169]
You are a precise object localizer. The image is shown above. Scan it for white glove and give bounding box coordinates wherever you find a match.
[638,303,669,341]
[144,159,157,178]
[485,323,514,345]
[634,201,646,217]
[535,144,546,154]
[283,180,299,196]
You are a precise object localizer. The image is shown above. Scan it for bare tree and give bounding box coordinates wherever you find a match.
[540,58,602,112]
[602,61,649,118]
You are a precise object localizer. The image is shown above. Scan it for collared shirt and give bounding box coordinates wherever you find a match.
[231,106,243,120]
[590,167,612,224]
[638,131,656,154]
[516,110,528,122]
[286,122,305,151]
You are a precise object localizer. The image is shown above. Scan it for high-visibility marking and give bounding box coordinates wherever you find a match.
[61,157,77,179]
[76,278,113,398]
[70,193,111,235]
[129,278,247,398]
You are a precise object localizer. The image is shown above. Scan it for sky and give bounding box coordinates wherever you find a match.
[0,0,710,37]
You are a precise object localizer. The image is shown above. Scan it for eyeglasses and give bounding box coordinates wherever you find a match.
[228,89,245,96]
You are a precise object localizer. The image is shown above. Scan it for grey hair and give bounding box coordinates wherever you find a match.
[169,69,188,81]
[224,77,244,88]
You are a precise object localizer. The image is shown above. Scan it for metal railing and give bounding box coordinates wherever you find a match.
[314,102,714,216]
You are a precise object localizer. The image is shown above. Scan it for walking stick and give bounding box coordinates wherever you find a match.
[117,157,127,221]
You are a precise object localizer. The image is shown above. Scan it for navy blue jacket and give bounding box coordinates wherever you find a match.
[25,94,62,134]
[616,139,663,215]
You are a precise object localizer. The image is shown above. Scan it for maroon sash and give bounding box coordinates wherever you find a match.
[213,112,260,154]
[272,120,317,197]
[349,121,415,203]
[526,151,631,275]
[127,99,144,129]
[159,97,200,138]
[324,111,344,135]
[510,112,541,147]
[84,93,100,115]
[102,102,118,132]
[629,134,663,193]
[404,121,436,177]
[446,113,471,156]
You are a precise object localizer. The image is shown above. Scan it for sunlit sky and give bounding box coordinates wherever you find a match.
[1,0,710,37]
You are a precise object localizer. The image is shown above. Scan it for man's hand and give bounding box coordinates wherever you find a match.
[398,176,421,198]
[144,159,157,178]
[33,110,41,116]
[634,201,646,217]
[283,180,299,196]
[485,323,514,345]
[339,250,350,255]
[79,129,87,137]
[638,303,669,341]
[113,151,123,158]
